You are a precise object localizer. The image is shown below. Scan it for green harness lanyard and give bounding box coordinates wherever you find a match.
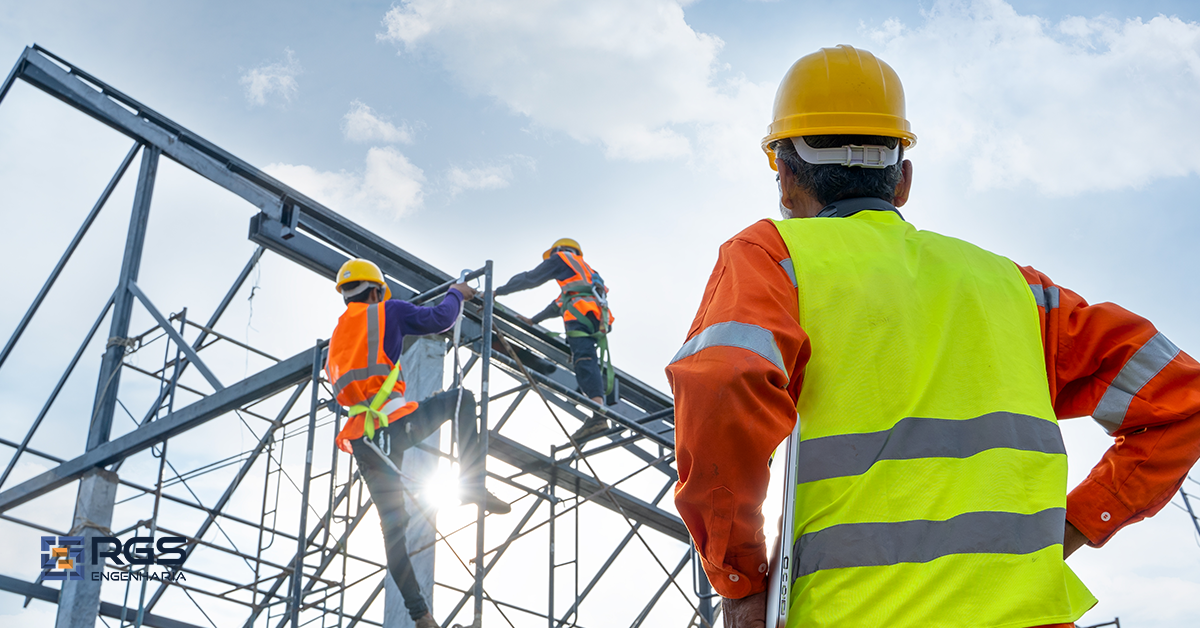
[348,361,404,441]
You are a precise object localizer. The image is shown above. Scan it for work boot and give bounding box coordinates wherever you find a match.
[415,613,440,628]
[461,488,512,515]
[570,414,609,442]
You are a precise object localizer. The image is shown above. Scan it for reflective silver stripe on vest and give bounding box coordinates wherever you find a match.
[669,321,786,375]
[380,392,409,415]
[367,303,381,367]
[333,303,405,399]
[780,258,797,288]
[1092,332,1180,434]
[560,253,591,283]
[1029,284,1059,310]
[333,364,394,398]
[797,412,1065,484]
[791,508,1066,582]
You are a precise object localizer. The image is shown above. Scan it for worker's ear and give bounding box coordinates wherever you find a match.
[892,159,913,208]
[777,158,796,212]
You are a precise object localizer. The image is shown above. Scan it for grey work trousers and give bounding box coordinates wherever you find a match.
[350,388,480,620]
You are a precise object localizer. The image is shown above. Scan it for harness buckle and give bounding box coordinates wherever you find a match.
[373,429,391,456]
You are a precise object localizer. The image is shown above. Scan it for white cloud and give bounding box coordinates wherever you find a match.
[342,100,413,144]
[264,147,425,217]
[446,165,511,195]
[377,0,771,176]
[444,155,535,196]
[239,48,302,107]
[868,0,1200,195]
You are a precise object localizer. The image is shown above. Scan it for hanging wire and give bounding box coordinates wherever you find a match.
[244,257,262,378]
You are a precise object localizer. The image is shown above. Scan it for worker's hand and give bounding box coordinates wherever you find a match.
[1063,521,1088,559]
[721,591,766,628]
[450,283,476,301]
[518,315,534,325]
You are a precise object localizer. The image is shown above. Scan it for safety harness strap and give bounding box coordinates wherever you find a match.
[347,360,404,441]
[565,328,615,395]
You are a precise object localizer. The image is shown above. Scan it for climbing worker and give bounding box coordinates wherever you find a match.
[326,258,510,628]
[496,238,615,441]
[667,45,1200,628]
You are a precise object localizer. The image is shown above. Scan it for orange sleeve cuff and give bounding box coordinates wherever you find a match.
[1066,477,1137,546]
[698,543,770,599]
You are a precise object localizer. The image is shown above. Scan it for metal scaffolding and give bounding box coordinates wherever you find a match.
[0,45,713,627]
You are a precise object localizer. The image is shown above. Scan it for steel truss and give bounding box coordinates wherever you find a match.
[0,45,714,627]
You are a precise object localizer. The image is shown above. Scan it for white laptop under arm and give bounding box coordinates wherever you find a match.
[765,419,800,627]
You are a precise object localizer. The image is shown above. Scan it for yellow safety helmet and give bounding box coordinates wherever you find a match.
[335,258,392,301]
[543,238,582,260]
[762,44,916,171]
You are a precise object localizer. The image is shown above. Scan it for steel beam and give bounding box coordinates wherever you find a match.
[0,44,696,628]
[0,345,319,513]
[0,142,138,373]
[554,479,674,627]
[1181,489,1200,537]
[54,468,118,628]
[10,45,676,426]
[137,246,264,427]
[0,51,21,105]
[440,497,543,626]
[0,574,206,628]
[487,434,687,542]
[248,211,674,429]
[142,381,308,613]
[15,48,283,217]
[87,144,158,451]
[0,295,113,489]
[242,468,363,628]
[630,551,692,628]
[128,279,225,391]
[289,343,322,627]
[471,261,495,626]
[54,143,158,628]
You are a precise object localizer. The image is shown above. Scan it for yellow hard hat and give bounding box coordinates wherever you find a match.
[335,258,392,301]
[762,45,916,171]
[543,238,582,260]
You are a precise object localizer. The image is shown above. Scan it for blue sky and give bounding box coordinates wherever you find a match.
[2,0,1200,626]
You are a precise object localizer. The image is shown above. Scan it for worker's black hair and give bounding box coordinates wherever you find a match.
[341,280,380,304]
[772,135,904,207]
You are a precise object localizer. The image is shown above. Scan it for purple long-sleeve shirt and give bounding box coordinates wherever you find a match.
[380,288,464,362]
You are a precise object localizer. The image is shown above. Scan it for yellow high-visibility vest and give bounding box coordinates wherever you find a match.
[773,207,1095,628]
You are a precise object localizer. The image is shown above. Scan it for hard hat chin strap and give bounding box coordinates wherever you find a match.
[791,137,899,168]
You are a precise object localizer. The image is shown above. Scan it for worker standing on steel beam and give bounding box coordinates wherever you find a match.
[667,44,1200,628]
[326,258,511,628]
[496,238,616,441]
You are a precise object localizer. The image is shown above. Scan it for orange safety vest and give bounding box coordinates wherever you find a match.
[553,251,614,330]
[326,302,418,453]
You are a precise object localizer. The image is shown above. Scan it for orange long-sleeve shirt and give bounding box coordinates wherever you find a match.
[666,218,1200,603]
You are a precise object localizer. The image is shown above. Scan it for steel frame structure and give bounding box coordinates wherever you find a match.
[0,45,715,627]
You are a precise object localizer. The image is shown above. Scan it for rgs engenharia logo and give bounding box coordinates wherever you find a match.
[40,534,189,582]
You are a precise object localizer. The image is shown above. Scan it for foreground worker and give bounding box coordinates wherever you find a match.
[326,259,510,628]
[497,239,615,441]
[667,45,1200,628]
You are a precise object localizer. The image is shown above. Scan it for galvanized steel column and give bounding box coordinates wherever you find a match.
[54,468,119,628]
[55,145,158,628]
[383,336,446,627]
[87,144,159,451]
